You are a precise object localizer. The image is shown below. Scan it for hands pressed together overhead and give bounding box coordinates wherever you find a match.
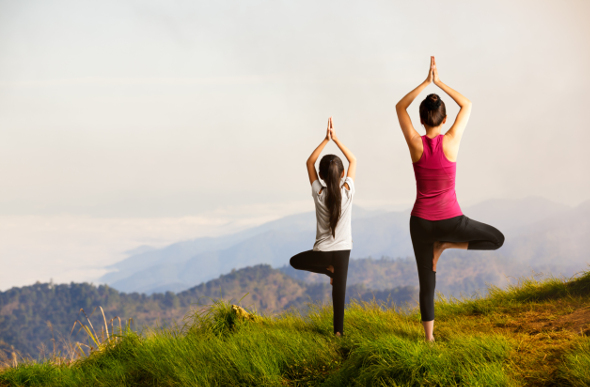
[307,116,356,185]
[325,116,338,142]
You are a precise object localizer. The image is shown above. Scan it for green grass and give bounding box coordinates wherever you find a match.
[2,271,590,386]
[557,338,590,386]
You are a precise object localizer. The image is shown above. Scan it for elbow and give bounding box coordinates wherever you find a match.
[395,102,405,112]
[306,159,314,167]
[463,100,472,109]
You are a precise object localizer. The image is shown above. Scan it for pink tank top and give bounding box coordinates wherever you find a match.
[411,135,463,221]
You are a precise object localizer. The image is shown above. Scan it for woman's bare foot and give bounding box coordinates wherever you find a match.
[432,242,446,272]
[327,265,334,285]
[335,332,342,337]
[433,241,468,271]
[422,320,435,342]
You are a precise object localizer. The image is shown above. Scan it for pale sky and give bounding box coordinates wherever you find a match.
[1,0,589,289]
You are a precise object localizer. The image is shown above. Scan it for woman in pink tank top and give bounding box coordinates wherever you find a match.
[396,57,504,342]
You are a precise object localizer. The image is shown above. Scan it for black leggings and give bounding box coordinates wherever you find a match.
[410,215,505,322]
[289,250,350,334]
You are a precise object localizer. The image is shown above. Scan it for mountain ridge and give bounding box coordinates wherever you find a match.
[102,197,583,295]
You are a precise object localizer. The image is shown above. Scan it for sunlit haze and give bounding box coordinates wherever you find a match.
[1,0,589,289]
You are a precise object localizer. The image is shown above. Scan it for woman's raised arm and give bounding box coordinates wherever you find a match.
[433,57,472,152]
[396,57,434,160]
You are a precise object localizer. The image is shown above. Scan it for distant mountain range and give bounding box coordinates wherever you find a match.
[101,197,588,296]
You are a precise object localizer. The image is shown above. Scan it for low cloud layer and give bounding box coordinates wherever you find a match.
[0,1,589,289]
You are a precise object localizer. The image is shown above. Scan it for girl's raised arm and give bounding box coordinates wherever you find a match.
[306,119,331,185]
[329,117,356,182]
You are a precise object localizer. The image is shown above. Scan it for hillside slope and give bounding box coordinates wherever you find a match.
[2,269,590,386]
[0,265,416,357]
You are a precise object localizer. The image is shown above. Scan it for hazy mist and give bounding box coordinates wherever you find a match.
[1,0,589,289]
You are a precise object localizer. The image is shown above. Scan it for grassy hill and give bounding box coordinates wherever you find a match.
[2,270,590,386]
[0,265,416,358]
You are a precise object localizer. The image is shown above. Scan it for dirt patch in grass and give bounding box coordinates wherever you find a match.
[444,299,590,386]
[551,306,590,335]
[512,305,590,336]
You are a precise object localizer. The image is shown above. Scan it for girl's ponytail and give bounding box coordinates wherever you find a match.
[319,155,344,237]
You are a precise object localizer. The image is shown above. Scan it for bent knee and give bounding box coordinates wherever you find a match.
[289,256,301,269]
[493,230,505,249]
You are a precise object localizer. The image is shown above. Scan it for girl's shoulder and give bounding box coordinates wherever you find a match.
[343,177,355,193]
[311,179,325,196]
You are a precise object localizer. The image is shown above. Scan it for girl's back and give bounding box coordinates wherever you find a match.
[312,177,355,251]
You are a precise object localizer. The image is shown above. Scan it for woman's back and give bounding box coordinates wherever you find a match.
[411,135,462,221]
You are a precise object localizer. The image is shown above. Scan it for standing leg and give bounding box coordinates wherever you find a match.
[413,241,437,323]
[331,250,350,336]
[289,250,333,277]
[410,216,437,340]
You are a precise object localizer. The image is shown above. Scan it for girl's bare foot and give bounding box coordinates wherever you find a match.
[335,332,342,337]
[327,265,334,285]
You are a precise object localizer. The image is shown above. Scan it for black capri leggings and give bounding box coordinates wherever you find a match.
[410,215,505,322]
[289,250,350,334]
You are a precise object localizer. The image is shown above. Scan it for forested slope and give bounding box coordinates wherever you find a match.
[0,264,416,357]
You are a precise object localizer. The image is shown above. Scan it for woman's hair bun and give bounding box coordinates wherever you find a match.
[419,93,446,127]
[425,94,442,109]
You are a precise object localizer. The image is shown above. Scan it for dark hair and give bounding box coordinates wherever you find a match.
[319,154,344,238]
[419,93,446,127]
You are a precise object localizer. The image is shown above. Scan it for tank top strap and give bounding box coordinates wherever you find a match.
[420,135,430,158]
[421,135,443,159]
[423,135,444,156]
[434,134,444,153]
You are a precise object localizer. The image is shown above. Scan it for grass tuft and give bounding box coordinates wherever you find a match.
[557,337,590,386]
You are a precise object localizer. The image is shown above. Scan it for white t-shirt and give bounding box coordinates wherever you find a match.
[311,177,355,251]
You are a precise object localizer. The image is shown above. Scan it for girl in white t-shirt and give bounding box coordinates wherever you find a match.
[289,117,356,336]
